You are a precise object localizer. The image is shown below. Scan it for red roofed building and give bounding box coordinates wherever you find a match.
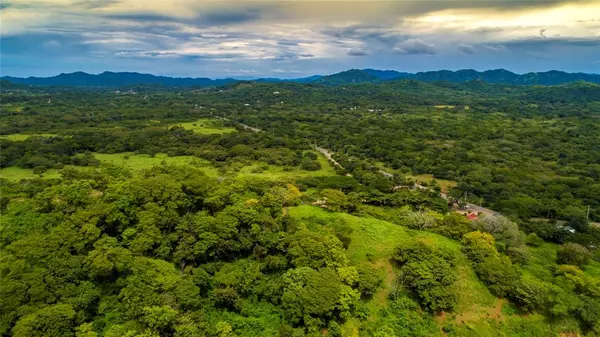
[467,212,479,221]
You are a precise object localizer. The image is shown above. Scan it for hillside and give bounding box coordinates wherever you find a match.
[313,69,381,86]
[1,71,237,88]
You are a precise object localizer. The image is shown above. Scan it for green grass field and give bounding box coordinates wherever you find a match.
[288,205,497,332]
[0,150,337,182]
[92,153,221,177]
[170,118,236,134]
[0,167,61,181]
[407,174,458,193]
[236,155,337,180]
[0,133,57,141]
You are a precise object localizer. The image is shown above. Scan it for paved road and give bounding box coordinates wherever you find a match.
[215,118,500,216]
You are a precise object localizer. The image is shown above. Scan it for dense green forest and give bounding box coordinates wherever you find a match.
[1,79,600,336]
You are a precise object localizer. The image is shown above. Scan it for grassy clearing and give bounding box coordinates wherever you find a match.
[92,153,220,177]
[170,118,236,134]
[407,174,457,193]
[236,155,336,180]
[0,167,60,181]
[0,151,337,182]
[524,241,600,280]
[522,242,558,282]
[434,105,456,109]
[287,205,496,327]
[0,133,57,141]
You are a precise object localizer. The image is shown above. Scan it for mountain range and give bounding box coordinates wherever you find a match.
[2,69,599,88]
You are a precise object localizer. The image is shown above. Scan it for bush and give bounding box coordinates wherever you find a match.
[509,277,550,312]
[300,159,321,171]
[525,233,544,247]
[556,243,592,267]
[475,256,519,297]
[461,231,499,264]
[32,166,47,175]
[393,242,458,312]
[357,265,383,296]
[507,246,530,265]
[433,213,472,239]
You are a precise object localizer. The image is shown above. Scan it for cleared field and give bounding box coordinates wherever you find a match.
[170,118,236,134]
[0,133,57,141]
[92,153,220,177]
[0,150,336,182]
[407,173,457,192]
[236,154,336,180]
[0,167,60,181]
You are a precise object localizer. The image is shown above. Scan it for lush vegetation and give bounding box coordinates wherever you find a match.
[1,79,599,336]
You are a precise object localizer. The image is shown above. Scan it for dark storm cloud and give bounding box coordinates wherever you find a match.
[199,8,262,26]
[103,7,264,27]
[320,24,402,45]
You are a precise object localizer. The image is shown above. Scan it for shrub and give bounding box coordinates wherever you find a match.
[557,243,592,267]
[461,231,499,264]
[475,256,519,297]
[525,233,544,247]
[393,242,458,312]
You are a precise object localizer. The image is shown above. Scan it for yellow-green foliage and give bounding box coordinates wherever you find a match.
[0,167,61,181]
[0,134,57,141]
[92,153,220,177]
[170,118,236,134]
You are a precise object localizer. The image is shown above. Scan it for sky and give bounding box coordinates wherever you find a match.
[1,0,600,78]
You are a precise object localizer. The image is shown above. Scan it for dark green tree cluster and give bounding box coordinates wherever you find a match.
[392,241,459,312]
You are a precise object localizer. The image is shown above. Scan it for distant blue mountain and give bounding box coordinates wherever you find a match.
[362,69,412,80]
[1,71,237,87]
[2,69,599,87]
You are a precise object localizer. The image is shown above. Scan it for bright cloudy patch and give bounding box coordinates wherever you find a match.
[1,0,599,76]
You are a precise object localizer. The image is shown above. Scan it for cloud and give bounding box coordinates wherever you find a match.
[198,8,262,26]
[347,48,368,56]
[272,69,303,74]
[277,39,299,46]
[2,0,600,76]
[503,37,600,48]
[394,38,436,55]
[459,44,475,54]
[272,51,314,61]
[43,40,62,48]
[483,45,507,52]
[467,27,505,34]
